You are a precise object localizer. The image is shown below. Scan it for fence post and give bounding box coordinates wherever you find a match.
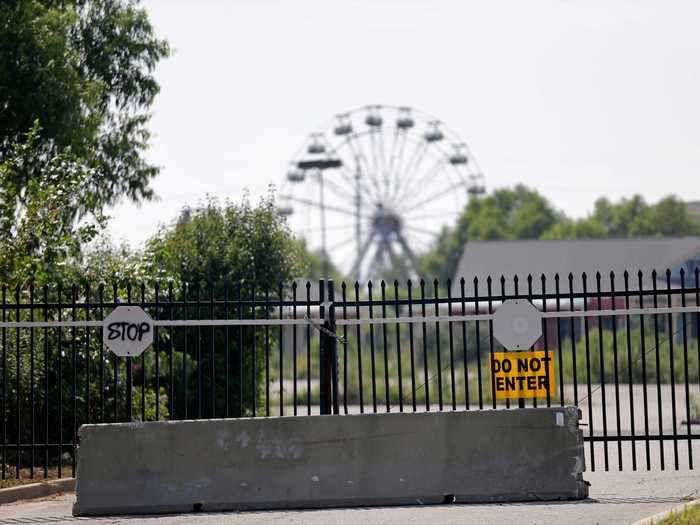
[319,280,328,415]
[328,281,339,415]
[320,280,337,415]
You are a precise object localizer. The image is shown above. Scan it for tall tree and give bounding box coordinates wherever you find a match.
[0,0,170,210]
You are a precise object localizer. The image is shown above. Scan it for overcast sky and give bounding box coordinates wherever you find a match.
[106,0,700,248]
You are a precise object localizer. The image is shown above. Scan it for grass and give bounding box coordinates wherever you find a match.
[652,503,700,524]
[0,466,65,489]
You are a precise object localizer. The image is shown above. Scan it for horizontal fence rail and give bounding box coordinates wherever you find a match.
[1,268,700,482]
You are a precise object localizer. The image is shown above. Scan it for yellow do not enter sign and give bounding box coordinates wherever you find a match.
[490,350,555,399]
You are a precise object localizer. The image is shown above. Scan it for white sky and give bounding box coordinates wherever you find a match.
[107,0,700,250]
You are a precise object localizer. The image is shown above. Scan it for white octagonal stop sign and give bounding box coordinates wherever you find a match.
[492,299,542,350]
[103,306,154,357]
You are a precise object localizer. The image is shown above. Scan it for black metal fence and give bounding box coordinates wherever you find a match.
[1,268,700,482]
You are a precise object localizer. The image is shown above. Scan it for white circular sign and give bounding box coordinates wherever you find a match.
[492,299,542,350]
[103,306,154,357]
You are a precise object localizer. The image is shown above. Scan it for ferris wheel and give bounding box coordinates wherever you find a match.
[278,105,485,280]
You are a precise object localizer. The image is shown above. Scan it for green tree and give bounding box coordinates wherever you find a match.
[420,185,561,280]
[421,186,700,281]
[147,193,304,289]
[0,0,170,210]
[0,124,107,286]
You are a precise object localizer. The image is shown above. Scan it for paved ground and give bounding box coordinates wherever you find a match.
[1,464,698,525]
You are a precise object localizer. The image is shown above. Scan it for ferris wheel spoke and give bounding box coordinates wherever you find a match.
[391,142,432,207]
[402,224,441,237]
[314,172,360,205]
[368,130,385,202]
[399,180,467,213]
[402,209,462,221]
[281,194,372,220]
[347,133,384,203]
[390,140,427,207]
[327,233,360,254]
[387,130,407,202]
[394,231,418,273]
[395,156,451,206]
[324,137,380,208]
[377,130,391,201]
[350,228,377,279]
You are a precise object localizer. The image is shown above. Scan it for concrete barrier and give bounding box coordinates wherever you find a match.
[73,407,587,516]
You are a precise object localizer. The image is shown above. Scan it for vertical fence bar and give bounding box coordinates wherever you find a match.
[354,282,364,414]
[140,282,146,421]
[446,279,456,411]
[70,284,77,475]
[292,282,297,416]
[265,288,271,417]
[652,271,665,470]
[43,285,49,478]
[421,279,430,411]
[169,283,174,420]
[278,283,284,417]
[582,273,594,470]
[319,280,328,415]
[506,276,514,409]
[638,271,651,471]
[568,274,578,406]
[182,283,189,420]
[154,283,160,421]
[434,279,443,411]
[460,278,469,410]
[342,282,349,415]
[487,277,496,410]
[407,280,416,412]
[237,283,242,418]
[196,284,202,419]
[126,283,133,423]
[474,278,483,410]
[2,285,6,480]
[381,281,390,413]
[394,280,404,413]
[680,269,692,469]
[329,281,339,416]
[696,268,700,396]
[84,284,90,429]
[369,281,377,413]
[98,285,105,423]
[623,272,637,470]
[527,275,537,409]
[210,285,215,419]
[554,275,564,407]
[541,275,551,407]
[596,272,609,471]
[0,286,6,480]
[666,270,679,470]
[251,284,257,418]
[502,276,511,409]
[112,283,118,423]
[224,283,230,418]
[140,284,146,423]
[57,284,63,477]
[14,286,20,478]
[306,282,311,415]
[30,285,35,478]
[610,272,623,471]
